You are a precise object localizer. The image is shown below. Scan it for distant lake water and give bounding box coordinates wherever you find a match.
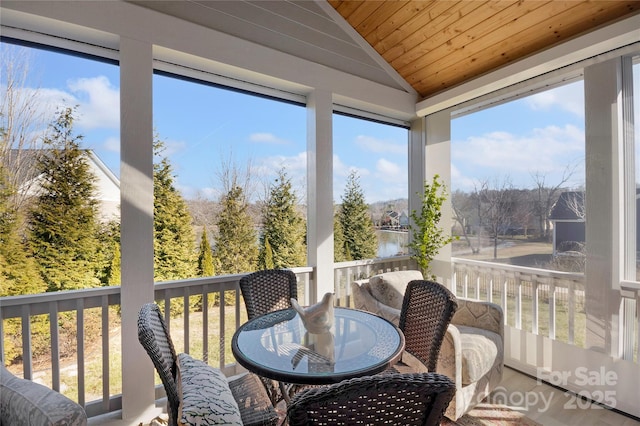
[376,229,409,258]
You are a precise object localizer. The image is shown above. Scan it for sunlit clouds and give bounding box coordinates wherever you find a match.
[67,76,119,129]
[249,132,289,145]
[452,124,585,191]
[525,81,584,117]
[355,135,405,154]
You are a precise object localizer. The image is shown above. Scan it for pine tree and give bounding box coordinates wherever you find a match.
[333,208,348,262]
[109,240,121,285]
[28,107,101,291]
[0,161,46,295]
[214,185,258,275]
[261,235,275,270]
[197,227,215,277]
[153,137,197,282]
[258,169,306,269]
[338,170,377,260]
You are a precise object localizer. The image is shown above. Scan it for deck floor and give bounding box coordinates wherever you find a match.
[496,367,640,425]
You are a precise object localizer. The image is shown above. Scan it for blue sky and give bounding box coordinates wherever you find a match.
[4,42,639,204]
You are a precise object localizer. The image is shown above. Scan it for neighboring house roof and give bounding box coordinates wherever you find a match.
[9,149,121,222]
[549,191,585,221]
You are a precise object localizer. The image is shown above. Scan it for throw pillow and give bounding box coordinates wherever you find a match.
[176,353,242,426]
[369,270,423,310]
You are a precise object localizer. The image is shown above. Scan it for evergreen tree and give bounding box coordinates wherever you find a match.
[108,240,121,285]
[28,107,101,291]
[258,169,306,269]
[197,227,215,277]
[333,208,348,262]
[214,185,258,274]
[338,171,377,260]
[0,161,46,295]
[261,235,275,269]
[153,137,197,281]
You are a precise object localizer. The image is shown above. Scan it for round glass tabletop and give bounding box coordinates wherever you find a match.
[231,307,405,385]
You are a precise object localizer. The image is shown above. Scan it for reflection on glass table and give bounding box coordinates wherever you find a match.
[231,307,405,385]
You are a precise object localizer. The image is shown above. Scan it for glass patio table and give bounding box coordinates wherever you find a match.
[231,307,405,386]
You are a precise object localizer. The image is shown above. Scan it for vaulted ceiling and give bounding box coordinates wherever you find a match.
[329,1,639,99]
[130,1,639,102]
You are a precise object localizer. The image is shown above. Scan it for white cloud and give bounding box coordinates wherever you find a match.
[525,82,584,117]
[452,124,585,190]
[375,158,403,183]
[67,76,120,129]
[254,152,307,177]
[157,138,187,158]
[249,132,289,144]
[104,137,120,153]
[355,135,405,154]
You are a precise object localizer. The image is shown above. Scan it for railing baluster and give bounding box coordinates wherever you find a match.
[21,305,32,380]
[549,282,556,340]
[203,289,209,363]
[515,273,522,330]
[219,290,226,370]
[101,295,110,412]
[76,298,85,407]
[183,288,190,354]
[532,276,539,335]
[568,280,575,345]
[49,301,60,391]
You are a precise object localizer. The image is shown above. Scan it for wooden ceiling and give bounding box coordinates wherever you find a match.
[329,1,640,99]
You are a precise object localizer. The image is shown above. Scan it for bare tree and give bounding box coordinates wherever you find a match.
[531,163,578,240]
[476,176,518,259]
[451,189,479,253]
[1,44,50,214]
[564,190,586,220]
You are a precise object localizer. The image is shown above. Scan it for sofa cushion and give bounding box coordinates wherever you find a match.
[369,270,423,310]
[458,325,502,385]
[176,353,242,426]
[0,365,87,426]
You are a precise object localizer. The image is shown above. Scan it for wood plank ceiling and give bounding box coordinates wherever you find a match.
[328,1,640,99]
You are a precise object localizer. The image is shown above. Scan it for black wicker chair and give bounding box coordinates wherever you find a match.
[396,280,458,373]
[137,303,278,426]
[239,269,298,319]
[286,373,456,426]
[239,269,300,404]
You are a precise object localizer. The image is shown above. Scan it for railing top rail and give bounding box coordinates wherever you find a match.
[0,285,121,307]
[452,257,584,281]
[334,255,412,269]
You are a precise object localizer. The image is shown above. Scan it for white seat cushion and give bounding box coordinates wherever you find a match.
[457,326,502,386]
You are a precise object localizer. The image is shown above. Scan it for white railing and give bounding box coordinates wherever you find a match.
[0,268,314,418]
[451,257,639,360]
[451,258,586,345]
[1,256,637,421]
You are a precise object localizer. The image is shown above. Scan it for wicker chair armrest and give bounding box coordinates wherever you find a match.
[451,298,504,337]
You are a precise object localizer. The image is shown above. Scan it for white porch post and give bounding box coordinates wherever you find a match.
[119,37,157,421]
[408,117,426,232]
[420,111,453,281]
[307,89,334,303]
[583,57,631,356]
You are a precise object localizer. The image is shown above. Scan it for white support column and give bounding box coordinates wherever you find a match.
[408,117,426,224]
[424,111,453,280]
[307,89,334,302]
[583,57,628,356]
[120,37,157,422]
